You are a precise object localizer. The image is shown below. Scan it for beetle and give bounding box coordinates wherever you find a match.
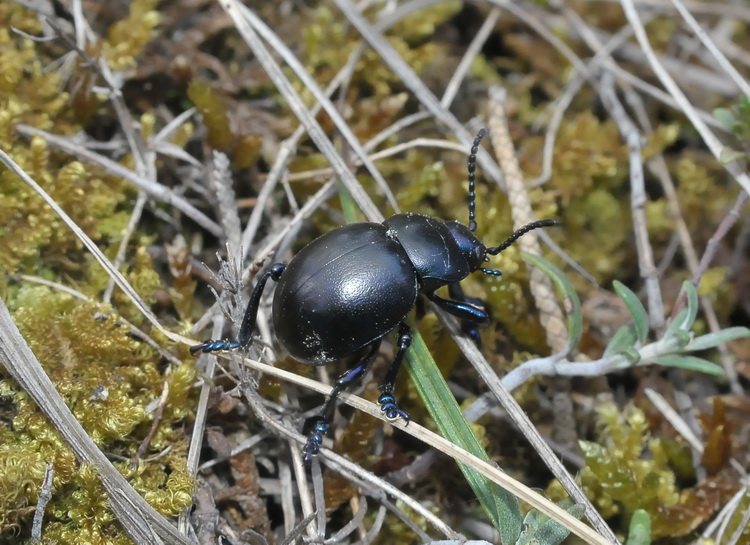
[191,129,557,461]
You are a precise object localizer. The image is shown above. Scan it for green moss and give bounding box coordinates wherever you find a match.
[574,403,735,539]
[0,6,196,540]
[300,3,460,109]
[1,288,195,543]
[187,79,234,151]
[103,0,162,71]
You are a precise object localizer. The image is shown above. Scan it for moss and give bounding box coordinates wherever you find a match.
[187,79,233,151]
[0,5,196,541]
[1,288,195,543]
[573,403,737,539]
[299,3,461,106]
[103,0,162,71]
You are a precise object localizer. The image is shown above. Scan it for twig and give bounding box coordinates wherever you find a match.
[669,0,750,97]
[220,0,386,222]
[670,191,749,393]
[329,0,507,189]
[619,0,750,196]
[103,192,148,304]
[598,75,665,331]
[15,125,223,238]
[132,378,171,467]
[31,463,54,542]
[440,8,501,108]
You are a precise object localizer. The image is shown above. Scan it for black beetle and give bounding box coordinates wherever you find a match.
[191,129,557,461]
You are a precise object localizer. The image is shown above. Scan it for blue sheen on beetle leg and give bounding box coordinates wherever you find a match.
[189,339,240,354]
[190,263,286,355]
[378,392,410,422]
[425,291,489,325]
[302,340,381,461]
[302,418,329,463]
[376,323,412,423]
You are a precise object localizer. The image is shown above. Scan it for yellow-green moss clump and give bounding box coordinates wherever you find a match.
[561,403,736,539]
[1,288,195,543]
[0,1,159,276]
[0,4,196,544]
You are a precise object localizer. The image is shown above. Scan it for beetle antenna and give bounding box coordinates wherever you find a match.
[485,219,559,256]
[467,128,487,232]
[480,219,558,276]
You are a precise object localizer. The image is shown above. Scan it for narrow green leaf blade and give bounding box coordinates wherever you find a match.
[612,281,649,343]
[651,354,724,375]
[683,280,699,331]
[406,329,522,543]
[521,253,582,353]
[686,327,750,351]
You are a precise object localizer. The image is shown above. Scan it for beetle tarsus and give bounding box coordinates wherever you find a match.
[191,263,287,355]
[378,391,410,423]
[189,339,240,354]
[302,417,329,462]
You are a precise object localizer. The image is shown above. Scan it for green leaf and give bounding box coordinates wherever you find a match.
[516,501,584,545]
[686,327,750,351]
[683,280,699,331]
[612,281,649,343]
[666,282,699,336]
[405,329,523,543]
[604,324,638,358]
[337,182,361,224]
[626,509,651,545]
[651,354,724,375]
[719,147,747,164]
[665,308,690,338]
[713,107,736,132]
[521,253,581,353]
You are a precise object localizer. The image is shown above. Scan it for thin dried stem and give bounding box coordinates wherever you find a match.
[620,0,750,195]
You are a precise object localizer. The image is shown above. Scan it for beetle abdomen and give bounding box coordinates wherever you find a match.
[272,223,419,364]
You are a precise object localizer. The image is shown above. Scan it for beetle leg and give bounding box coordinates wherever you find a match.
[448,283,492,347]
[447,283,486,311]
[190,263,286,354]
[303,339,381,462]
[425,287,489,347]
[425,290,489,324]
[378,323,412,423]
